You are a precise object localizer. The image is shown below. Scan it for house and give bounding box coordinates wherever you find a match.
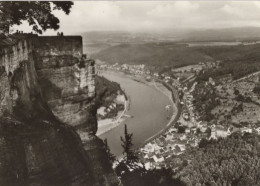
[165,76,171,80]
[154,72,159,77]
[143,143,155,153]
[154,145,161,152]
[186,94,193,99]
[209,124,217,140]
[185,128,191,134]
[190,127,197,134]
[144,162,151,170]
[169,128,178,133]
[200,126,207,133]
[209,77,215,86]
[159,149,164,154]
[175,144,186,152]
[165,134,173,141]
[255,127,260,135]
[241,127,253,133]
[226,127,232,135]
[121,64,129,70]
[152,155,164,163]
[182,112,189,120]
[190,138,199,147]
[180,134,187,141]
[109,104,114,109]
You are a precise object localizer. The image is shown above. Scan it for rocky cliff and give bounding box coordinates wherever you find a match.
[34,36,96,135]
[0,34,119,186]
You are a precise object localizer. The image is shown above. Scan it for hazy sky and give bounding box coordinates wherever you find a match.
[14,1,260,35]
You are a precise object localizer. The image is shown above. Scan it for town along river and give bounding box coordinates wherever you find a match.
[98,71,174,156]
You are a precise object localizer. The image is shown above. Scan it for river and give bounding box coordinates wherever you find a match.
[98,71,174,155]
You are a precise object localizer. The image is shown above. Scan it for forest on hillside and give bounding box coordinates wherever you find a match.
[171,133,260,186]
[93,42,260,79]
[108,125,260,186]
[94,75,123,109]
[92,43,213,68]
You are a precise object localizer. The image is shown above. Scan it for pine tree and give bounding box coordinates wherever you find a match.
[116,124,139,177]
[120,124,138,164]
[103,139,116,163]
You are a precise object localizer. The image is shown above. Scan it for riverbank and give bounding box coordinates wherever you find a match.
[96,72,147,136]
[99,70,180,149]
[96,99,128,136]
[99,70,177,155]
[138,79,181,148]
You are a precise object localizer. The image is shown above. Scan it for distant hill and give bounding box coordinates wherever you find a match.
[83,27,260,43]
[82,31,178,55]
[182,27,260,42]
[92,41,260,69]
[92,42,214,68]
[86,28,260,71]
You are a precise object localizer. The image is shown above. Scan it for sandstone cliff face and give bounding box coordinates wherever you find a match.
[34,36,96,135]
[0,34,119,186]
[0,118,96,186]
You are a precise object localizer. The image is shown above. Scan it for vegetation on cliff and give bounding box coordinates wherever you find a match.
[95,76,123,107]
[95,75,125,119]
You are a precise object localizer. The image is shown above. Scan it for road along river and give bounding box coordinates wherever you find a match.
[98,71,177,156]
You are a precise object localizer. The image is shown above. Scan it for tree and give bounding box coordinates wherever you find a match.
[120,167,185,186]
[171,133,260,186]
[120,124,138,164]
[103,139,116,164]
[177,126,186,133]
[199,138,209,148]
[234,88,240,96]
[206,127,211,138]
[116,125,186,186]
[0,1,73,34]
[253,84,260,94]
[116,125,139,177]
[235,94,244,102]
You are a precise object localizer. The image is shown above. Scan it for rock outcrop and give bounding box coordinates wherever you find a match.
[0,34,119,186]
[34,36,96,134]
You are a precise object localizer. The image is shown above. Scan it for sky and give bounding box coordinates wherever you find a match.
[13,1,260,35]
